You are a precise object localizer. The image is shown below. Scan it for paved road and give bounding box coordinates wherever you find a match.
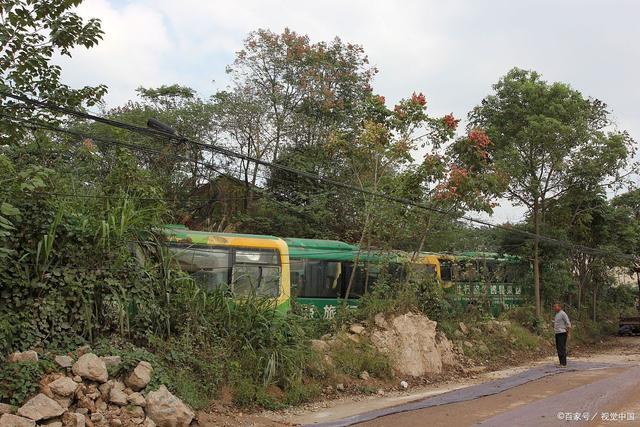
[308,362,640,427]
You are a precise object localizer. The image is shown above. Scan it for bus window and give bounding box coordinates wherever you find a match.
[341,263,367,299]
[364,264,380,293]
[297,261,342,298]
[408,263,437,281]
[440,260,453,281]
[290,260,305,294]
[325,262,343,296]
[232,249,281,297]
[460,261,479,281]
[169,245,230,291]
[235,249,278,265]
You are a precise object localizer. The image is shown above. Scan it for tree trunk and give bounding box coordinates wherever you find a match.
[636,270,640,314]
[345,209,371,301]
[592,284,597,322]
[577,284,582,314]
[533,200,542,317]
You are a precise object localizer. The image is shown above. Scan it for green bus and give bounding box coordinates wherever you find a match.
[437,251,528,315]
[159,225,528,317]
[163,225,292,312]
[285,238,391,319]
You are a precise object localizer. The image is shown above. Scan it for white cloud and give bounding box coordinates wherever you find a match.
[55,0,176,105]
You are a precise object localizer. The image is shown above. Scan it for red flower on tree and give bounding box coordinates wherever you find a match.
[377,95,386,104]
[468,128,491,149]
[410,92,426,106]
[443,113,460,130]
[82,138,95,152]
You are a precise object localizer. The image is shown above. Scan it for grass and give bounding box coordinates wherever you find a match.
[331,336,393,379]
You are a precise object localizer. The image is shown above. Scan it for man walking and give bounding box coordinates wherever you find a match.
[553,303,572,367]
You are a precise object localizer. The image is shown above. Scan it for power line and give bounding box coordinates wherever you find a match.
[1,91,638,262]
[0,114,327,223]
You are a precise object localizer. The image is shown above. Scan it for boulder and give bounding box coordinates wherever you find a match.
[370,312,457,377]
[128,392,146,407]
[143,418,156,427]
[99,381,112,399]
[0,414,36,427]
[335,383,345,391]
[75,345,91,356]
[17,393,64,421]
[0,404,13,415]
[7,350,38,363]
[458,322,469,335]
[100,356,122,368]
[478,342,490,354]
[52,397,71,410]
[125,361,153,391]
[41,420,62,427]
[96,399,107,412]
[462,366,487,375]
[75,397,95,414]
[109,388,128,406]
[54,355,73,369]
[48,377,78,397]
[463,341,474,349]
[122,405,145,419]
[435,332,459,367]
[323,354,335,368]
[72,353,108,383]
[146,385,195,427]
[310,339,328,352]
[374,313,388,328]
[349,323,365,335]
[359,371,370,380]
[62,412,86,427]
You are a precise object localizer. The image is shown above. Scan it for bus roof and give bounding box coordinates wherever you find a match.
[162,225,284,245]
[284,237,389,262]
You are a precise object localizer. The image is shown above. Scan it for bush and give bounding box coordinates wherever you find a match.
[0,359,55,406]
[331,338,392,379]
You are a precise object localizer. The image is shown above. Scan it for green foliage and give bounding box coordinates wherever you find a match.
[0,359,54,406]
[0,148,170,352]
[331,339,392,379]
[283,381,322,406]
[0,0,107,143]
[463,67,635,316]
[506,306,544,333]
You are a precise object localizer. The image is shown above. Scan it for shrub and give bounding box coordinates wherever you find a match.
[331,338,392,379]
[0,359,55,406]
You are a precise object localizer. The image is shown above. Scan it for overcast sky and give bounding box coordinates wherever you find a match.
[56,0,640,223]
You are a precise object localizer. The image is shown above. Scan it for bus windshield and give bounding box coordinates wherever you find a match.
[169,245,281,297]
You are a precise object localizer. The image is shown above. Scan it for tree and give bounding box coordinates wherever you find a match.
[611,189,640,310]
[546,189,612,317]
[467,68,634,317]
[218,28,375,211]
[1,0,107,143]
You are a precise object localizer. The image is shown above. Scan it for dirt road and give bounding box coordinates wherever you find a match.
[287,336,640,427]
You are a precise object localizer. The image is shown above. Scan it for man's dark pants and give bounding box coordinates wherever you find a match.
[555,332,568,366]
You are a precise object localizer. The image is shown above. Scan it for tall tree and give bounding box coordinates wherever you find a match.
[467,68,634,317]
[611,189,640,310]
[219,28,375,210]
[0,0,107,143]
